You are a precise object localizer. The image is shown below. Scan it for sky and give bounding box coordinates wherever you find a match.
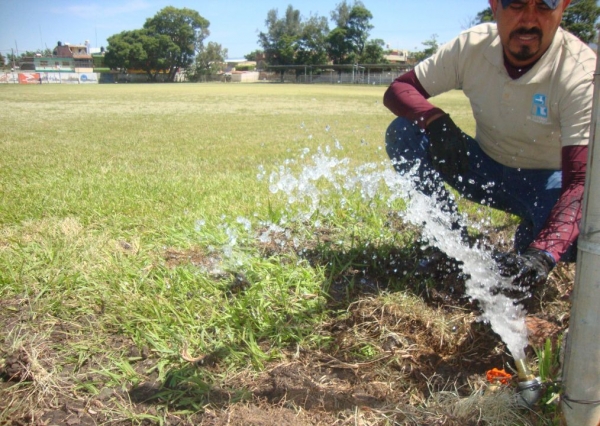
[0,0,489,60]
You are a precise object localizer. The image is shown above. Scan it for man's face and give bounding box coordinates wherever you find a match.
[489,0,571,67]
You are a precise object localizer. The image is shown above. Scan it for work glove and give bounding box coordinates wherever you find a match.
[493,248,556,290]
[426,113,470,177]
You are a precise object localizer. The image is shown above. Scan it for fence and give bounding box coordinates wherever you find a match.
[1,66,411,85]
[0,71,186,84]
[259,70,409,85]
[0,72,98,84]
[260,64,412,85]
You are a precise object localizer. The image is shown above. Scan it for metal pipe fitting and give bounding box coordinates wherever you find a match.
[514,358,542,407]
[516,377,543,407]
[514,358,535,381]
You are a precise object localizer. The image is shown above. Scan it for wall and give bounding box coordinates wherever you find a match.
[230,72,259,83]
[0,72,98,84]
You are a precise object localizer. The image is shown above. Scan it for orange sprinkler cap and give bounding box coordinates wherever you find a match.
[486,368,512,385]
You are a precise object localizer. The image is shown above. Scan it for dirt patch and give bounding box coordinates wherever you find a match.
[164,247,224,273]
[1,222,573,425]
[200,404,329,426]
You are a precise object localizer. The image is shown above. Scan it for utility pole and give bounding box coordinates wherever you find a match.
[14,41,19,70]
[561,34,600,426]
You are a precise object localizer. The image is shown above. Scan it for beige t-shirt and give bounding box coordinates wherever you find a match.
[415,23,596,170]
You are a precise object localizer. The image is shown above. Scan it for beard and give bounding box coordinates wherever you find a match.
[510,45,536,62]
[508,27,543,62]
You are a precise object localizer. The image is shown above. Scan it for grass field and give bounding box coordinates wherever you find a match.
[0,83,571,425]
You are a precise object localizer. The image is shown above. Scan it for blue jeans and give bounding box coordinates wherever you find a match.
[385,117,569,257]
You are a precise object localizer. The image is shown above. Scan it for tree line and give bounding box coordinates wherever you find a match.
[253,2,386,70]
[1,0,598,82]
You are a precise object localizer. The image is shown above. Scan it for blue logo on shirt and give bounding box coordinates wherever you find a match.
[532,93,548,119]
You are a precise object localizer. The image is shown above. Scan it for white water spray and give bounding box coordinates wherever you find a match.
[265,142,529,360]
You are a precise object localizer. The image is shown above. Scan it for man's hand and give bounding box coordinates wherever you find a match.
[494,248,556,290]
[426,113,470,177]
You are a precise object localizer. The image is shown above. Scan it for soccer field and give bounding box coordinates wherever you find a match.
[2,84,549,426]
[0,83,474,224]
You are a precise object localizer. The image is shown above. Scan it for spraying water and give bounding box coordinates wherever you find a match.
[265,139,529,360]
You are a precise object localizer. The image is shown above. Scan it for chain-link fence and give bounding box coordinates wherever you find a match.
[1,63,413,85]
[258,64,412,85]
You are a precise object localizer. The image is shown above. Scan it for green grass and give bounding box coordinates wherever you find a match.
[0,83,525,424]
[0,83,394,339]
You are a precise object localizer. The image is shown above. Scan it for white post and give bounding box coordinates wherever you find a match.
[561,42,600,426]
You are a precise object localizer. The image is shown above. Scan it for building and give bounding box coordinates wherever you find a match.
[384,49,409,64]
[25,41,94,73]
[225,59,257,73]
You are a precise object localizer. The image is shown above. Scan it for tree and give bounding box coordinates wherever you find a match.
[330,1,351,27]
[244,49,264,61]
[561,0,600,44]
[359,38,387,63]
[6,52,17,69]
[462,7,494,29]
[476,7,494,25]
[105,7,210,81]
[412,34,439,63]
[143,7,210,81]
[295,15,330,66]
[0,53,5,68]
[188,41,228,80]
[257,6,330,78]
[258,5,303,67]
[20,50,39,57]
[346,3,373,57]
[105,29,178,81]
[105,30,149,72]
[326,1,374,64]
[139,33,179,80]
[325,27,352,64]
[244,49,266,70]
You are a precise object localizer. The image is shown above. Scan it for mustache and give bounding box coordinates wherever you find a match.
[510,27,543,39]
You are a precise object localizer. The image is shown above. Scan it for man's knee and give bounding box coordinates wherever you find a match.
[385,117,427,164]
[385,117,408,158]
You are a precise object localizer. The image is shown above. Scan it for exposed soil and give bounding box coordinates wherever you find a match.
[0,224,573,425]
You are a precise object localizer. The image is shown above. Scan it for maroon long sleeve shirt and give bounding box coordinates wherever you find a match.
[383,70,586,262]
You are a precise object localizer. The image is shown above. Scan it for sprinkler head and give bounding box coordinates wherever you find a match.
[516,377,543,407]
[513,358,542,407]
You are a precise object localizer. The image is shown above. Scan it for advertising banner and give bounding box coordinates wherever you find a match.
[61,73,81,84]
[41,72,62,84]
[18,73,41,84]
[0,73,19,84]
[79,73,98,84]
